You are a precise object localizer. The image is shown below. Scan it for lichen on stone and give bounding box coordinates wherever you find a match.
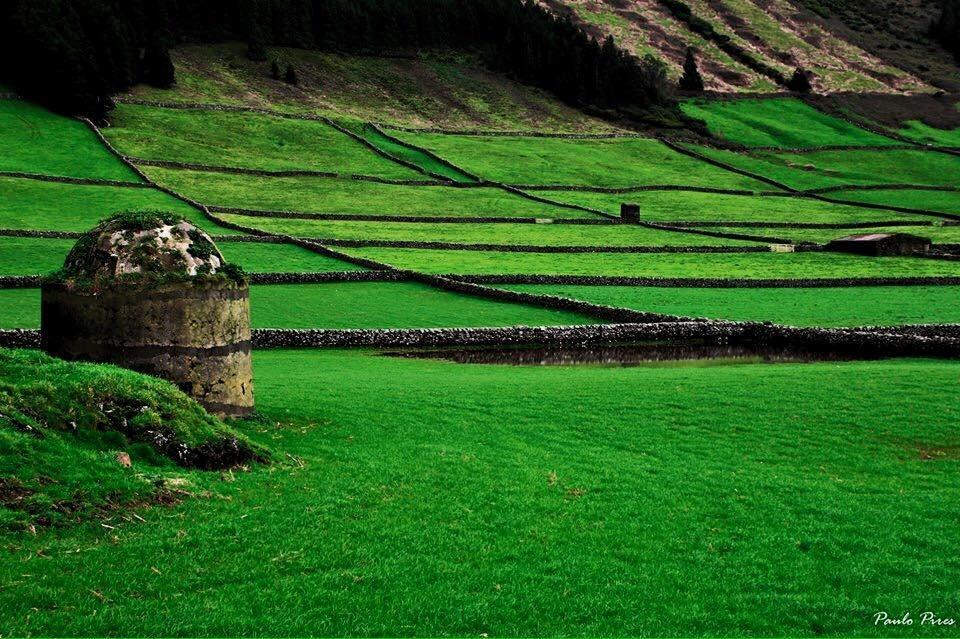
[48,212,246,290]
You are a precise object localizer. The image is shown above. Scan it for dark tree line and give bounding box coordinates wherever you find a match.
[933,0,960,59]
[0,0,671,120]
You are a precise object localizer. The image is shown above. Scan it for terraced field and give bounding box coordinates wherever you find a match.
[2,74,960,636]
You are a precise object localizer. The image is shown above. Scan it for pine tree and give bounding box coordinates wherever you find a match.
[140,43,175,89]
[786,67,812,93]
[284,64,298,86]
[270,60,281,80]
[933,0,960,58]
[678,47,704,92]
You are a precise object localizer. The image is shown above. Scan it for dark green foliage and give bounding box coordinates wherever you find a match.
[787,67,813,93]
[140,42,176,89]
[283,64,299,86]
[0,0,671,122]
[270,59,281,80]
[679,47,704,92]
[933,0,960,59]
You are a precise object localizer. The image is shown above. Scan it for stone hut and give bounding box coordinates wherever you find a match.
[621,203,641,224]
[826,232,932,257]
[41,213,253,417]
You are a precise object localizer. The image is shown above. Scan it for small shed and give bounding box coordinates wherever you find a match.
[826,232,931,257]
[621,203,640,224]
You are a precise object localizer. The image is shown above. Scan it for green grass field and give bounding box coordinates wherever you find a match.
[338,247,960,279]
[691,145,960,191]
[145,167,593,219]
[0,283,597,330]
[0,289,38,328]
[680,98,900,148]
[388,132,775,189]
[1,349,958,635]
[531,190,924,224]
[218,215,766,246]
[346,123,476,183]
[0,100,140,182]
[824,188,960,215]
[500,284,960,326]
[696,224,960,245]
[0,237,360,276]
[0,177,236,234]
[106,104,421,179]
[251,282,598,328]
[897,120,960,146]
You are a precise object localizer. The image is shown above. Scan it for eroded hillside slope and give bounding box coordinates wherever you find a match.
[542,0,952,93]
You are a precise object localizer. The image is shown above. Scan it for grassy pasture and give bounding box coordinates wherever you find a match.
[692,145,960,191]
[696,225,960,245]
[531,190,921,224]
[107,104,420,179]
[0,177,236,235]
[218,242,364,273]
[0,100,140,182]
[897,120,960,146]
[339,247,960,279]
[125,44,617,133]
[218,215,765,247]
[0,283,597,330]
[145,168,593,219]
[251,282,598,329]
[0,237,75,276]
[1,350,958,635]
[824,189,960,215]
[501,284,960,327]
[0,237,360,276]
[680,98,900,148]
[0,289,38,328]
[387,132,775,190]
[346,123,476,182]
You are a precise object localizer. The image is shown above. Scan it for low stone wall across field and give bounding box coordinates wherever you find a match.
[0,170,149,188]
[449,274,960,288]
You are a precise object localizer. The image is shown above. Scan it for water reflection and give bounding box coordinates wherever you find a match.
[383,342,879,367]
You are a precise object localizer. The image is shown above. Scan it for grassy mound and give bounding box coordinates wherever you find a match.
[0,348,266,529]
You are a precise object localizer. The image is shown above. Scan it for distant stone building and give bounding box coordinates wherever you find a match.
[826,232,931,257]
[621,203,641,224]
[41,213,254,416]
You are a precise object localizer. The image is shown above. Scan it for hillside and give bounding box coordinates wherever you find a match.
[541,0,957,92]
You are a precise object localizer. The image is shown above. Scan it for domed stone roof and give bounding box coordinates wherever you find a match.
[62,213,226,279]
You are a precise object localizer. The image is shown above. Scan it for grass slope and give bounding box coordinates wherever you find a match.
[107,104,421,179]
[533,190,918,224]
[218,215,765,247]
[123,44,617,133]
[501,284,960,326]
[339,247,960,279]
[698,224,960,245]
[388,132,774,190]
[0,350,957,634]
[251,282,599,329]
[0,290,39,329]
[0,283,601,330]
[0,100,140,183]
[0,237,361,276]
[0,177,236,235]
[146,168,594,219]
[692,145,960,191]
[680,98,900,148]
[0,349,261,530]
